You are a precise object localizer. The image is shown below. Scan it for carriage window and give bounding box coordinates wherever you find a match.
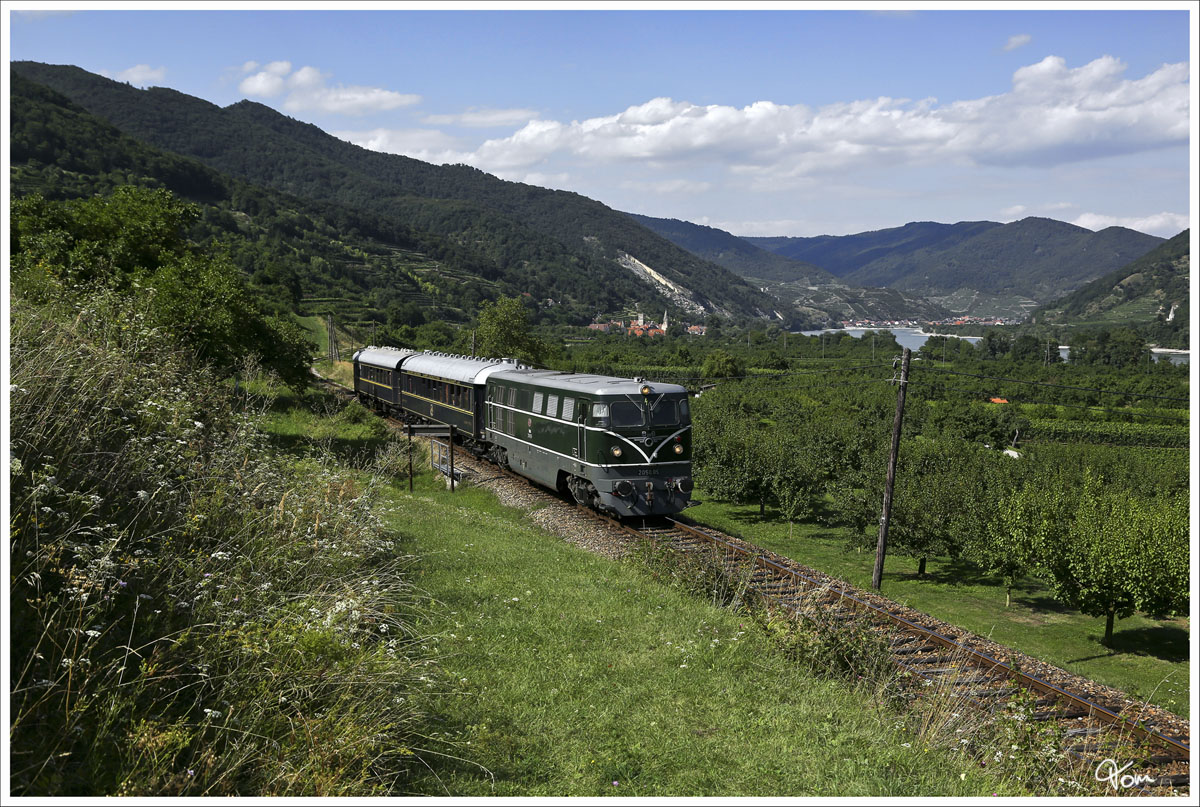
[532,391,544,414]
[547,395,559,418]
[507,387,516,407]
[679,398,690,421]
[610,401,643,428]
[562,398,575,421]
[651,400,679,426]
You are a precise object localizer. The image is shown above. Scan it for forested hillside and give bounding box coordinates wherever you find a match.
[748,218,1164,301]
[1031,230,1190,350]
[629,212,954,324]
[10,71,520,328]
[627,212,835,284]
[12,61,774,322]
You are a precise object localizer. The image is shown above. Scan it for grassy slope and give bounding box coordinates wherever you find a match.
[261,396,1022,795]
[373,480,1006,796]
[685,497,1190,718]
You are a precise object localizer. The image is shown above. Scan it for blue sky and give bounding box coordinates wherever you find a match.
[6,3,1196,238]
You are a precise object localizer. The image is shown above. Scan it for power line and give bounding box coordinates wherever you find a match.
[911,365,1190,404]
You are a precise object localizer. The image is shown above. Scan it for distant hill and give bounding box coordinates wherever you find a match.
[626,213,834,285]
[1031,230,1190,350]
[627,212,952,324]
[747,219,1164,302]
[8,70,515,325]
[12,61,774,322]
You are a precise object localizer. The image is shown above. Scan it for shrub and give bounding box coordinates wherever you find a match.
[9,291,434,795]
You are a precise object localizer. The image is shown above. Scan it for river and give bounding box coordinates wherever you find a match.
[798,327,1189,365]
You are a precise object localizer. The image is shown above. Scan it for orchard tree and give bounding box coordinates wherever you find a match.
[1044,476,1189,645]
[965,482,1059,607]
[701,349,743,379]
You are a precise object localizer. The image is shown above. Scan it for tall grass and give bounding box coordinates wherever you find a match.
[627,532,1122,795]
[9,290,435,795]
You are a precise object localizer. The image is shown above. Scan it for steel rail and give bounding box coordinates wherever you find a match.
[660,516,1189,760]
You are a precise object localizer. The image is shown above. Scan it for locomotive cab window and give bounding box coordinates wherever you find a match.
[610,401,642,428]
[650,400,679,427]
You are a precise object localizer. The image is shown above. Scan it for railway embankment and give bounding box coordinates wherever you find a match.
[371,456,1018,796]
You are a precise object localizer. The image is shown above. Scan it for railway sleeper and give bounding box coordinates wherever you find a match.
[969,687,1020,699]
[946,675,1003,687]
[1031,710,1091,721]
[906,655,955,666]
[1068,746,1180,765]
[1064,727,1105,737]
[893,643,939,656]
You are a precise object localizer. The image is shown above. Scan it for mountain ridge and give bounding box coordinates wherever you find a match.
[745,217,1164,301]
[11,60,774,322]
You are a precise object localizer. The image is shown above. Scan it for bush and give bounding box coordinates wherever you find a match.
[9,291,434,795]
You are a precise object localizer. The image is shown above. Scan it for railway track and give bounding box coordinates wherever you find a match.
[316,371,1189,794]
[603,515,1190,795]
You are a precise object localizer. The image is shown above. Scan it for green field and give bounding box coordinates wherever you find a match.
[373,479,1022,796]
[685,496,1190,718]
[294,313,328,354]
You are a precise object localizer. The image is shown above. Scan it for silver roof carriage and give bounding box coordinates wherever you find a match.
[353,346,418,370]
[401,353,521,385]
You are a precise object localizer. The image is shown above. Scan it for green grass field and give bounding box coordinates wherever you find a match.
[294,313,328,354]
[374,478,1033,797]
[684,496,1190,718]
[244,389,1160,796]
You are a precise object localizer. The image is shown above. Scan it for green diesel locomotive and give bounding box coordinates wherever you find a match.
[353,347,693,517]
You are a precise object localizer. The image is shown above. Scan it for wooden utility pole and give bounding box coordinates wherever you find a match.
[407,425,414,493]
[872,347,911,590]
[449,425,456,493]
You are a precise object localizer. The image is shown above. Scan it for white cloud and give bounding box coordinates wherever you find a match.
[511,171,572,189]
[422,108,540,128]
[332,127,466,162]
[239,70,287,97]
[1000,204,1027,218]
[116,64,166,85]
[417,55,1188,184]
[1071,211,1189,237]
[1004,34,1032,52]
[238,61,419,115]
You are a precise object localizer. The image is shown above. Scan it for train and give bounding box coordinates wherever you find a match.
[351,346,694,517]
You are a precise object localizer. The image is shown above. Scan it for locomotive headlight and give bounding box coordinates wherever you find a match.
[611,446,622,458]
[673,443,684,455]
[640,384,652,396]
